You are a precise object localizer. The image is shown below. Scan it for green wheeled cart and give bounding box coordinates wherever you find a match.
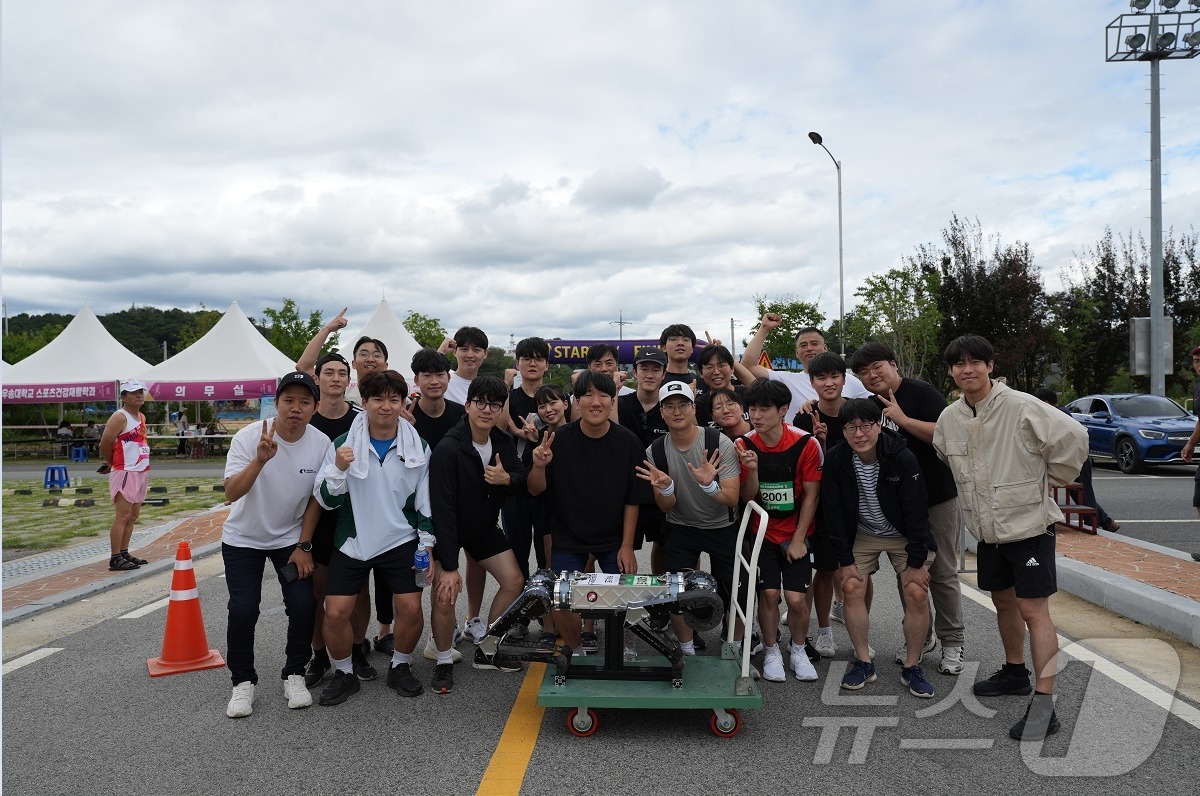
[537,502,770,738]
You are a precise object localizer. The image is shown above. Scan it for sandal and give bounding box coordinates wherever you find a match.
[109,556,139,571]
[123,552,149,565]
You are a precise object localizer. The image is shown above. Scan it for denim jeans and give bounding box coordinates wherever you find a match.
[223,543,315,686]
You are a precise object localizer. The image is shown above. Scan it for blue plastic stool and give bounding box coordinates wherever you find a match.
[44,465,70,489]
[69,445,88,462]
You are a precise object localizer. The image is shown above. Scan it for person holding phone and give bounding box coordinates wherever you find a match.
[222,372,330,719]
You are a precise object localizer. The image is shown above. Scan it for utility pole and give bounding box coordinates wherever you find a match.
[610,310,633,341]
[730,318,736,358]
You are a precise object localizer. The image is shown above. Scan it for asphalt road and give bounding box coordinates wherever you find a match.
[1089,462,1199,555]
[3,549,1198,795]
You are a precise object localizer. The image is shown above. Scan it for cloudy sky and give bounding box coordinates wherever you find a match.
[4,1,1198,348]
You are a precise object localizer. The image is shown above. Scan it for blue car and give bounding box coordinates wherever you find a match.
[1064,393,1197,474]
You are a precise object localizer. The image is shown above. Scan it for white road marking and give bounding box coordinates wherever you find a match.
[3,648,64,674]
[959,584,1200,731]
[120,597,170,619]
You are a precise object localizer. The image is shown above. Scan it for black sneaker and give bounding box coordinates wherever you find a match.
[304,650,331,688]
[693,633,707,651]
[387,663,424,697]
[1009,694,1060,741]
[974,666,1033,697]
[352,644,378,681]
[123,552,149,566]
[318,670,360,706]
[473,647,521,672]
[373,633,395,656]
[534,632,559,653]
[804,637,821,664]
[580,631,599,653]
[430,663,454,694]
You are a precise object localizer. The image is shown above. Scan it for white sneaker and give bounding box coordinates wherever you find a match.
[761,646,786,682]
[789,644,819,682]
[939,645,965,675]
[624,646,637,659]
[814,633,836,658]
[895,635,938,665]
[830,601,845,624]
[423,636,464,662]
[464,616,489,644]
[226,681,255,718]
[283,674,312,709]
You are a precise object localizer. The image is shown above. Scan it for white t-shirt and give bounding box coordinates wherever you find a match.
[446,371,472,405]
[472,438,493,468]
[222,421,331,550]
[768,369,871,424]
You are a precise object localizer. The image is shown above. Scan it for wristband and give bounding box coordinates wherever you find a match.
[700,479,721,495]
[658,480,676,497]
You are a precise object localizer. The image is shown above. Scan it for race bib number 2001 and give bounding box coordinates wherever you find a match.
[758,480,794,513]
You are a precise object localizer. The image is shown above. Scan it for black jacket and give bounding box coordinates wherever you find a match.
[818,429,936,570]
[429,416,527,571]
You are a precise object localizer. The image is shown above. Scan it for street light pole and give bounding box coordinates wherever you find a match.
[809,131,845,355]
[1106,1,1200,396]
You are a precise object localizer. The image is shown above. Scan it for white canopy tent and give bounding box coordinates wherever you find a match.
[337,299,424,393]
[1,306,152,405]
[139,301,295,401]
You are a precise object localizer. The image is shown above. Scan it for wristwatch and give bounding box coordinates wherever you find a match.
[297,541,313,553]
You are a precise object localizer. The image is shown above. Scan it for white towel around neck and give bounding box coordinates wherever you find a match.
[343,410,426,479]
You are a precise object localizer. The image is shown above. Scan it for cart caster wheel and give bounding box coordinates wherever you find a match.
[710,709,742,738]
[568,708,598,737]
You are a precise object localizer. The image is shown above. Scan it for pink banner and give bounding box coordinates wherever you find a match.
[1,381,119,404]
[146,380,278,401]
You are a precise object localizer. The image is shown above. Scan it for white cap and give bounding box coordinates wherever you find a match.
[658,382,695,405]
[120,379,147,393]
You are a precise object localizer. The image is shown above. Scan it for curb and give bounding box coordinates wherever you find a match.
[962,532,1200,648]
[1,541,223,625]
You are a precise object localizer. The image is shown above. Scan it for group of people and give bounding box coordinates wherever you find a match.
[146,309,1088,743]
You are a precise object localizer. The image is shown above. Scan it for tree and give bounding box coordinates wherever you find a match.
[2,324,64,364]
[403,311,448,349]
[746,294,825,367]
[261,299,333,361]
[853,261,942,380]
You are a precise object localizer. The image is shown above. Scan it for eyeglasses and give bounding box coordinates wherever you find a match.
[700,363,731,372]
[471,399,505,413]
[858,361,891,377]
[661,401,694,414]
[356,351,386,361]
[843,421,879,436]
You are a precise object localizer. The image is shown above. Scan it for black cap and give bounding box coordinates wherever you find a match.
[315,352,350,373]
[634,346,668,367]
[277,371,319,399]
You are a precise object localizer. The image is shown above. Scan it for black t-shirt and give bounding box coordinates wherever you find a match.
[310,404,361,441]
[662,371,696,387]
[872,377,956,505]
[617,392,669,448]
[543,421,650,552]
[793,403,847,451]
[508,386,539,426]
[412,400,466,450]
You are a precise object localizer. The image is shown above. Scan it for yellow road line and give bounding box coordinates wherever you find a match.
[476,662,547,796]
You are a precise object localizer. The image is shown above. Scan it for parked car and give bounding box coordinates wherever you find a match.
[1064,393,1197,474]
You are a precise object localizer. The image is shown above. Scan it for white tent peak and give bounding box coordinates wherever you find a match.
[5,305,152,383]
[140,301,295,382]
[337,299,423,384]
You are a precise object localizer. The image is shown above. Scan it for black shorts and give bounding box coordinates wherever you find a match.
[663,522,739,604]
[756,537,812,593]
[325,540,421,597]
[460,525,512,564]
[634,511,665,548]
[976,528,1057,599]
[1192,472,1200,508]
[311,511,337,567]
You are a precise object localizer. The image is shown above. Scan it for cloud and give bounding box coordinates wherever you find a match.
[572,164,671,211]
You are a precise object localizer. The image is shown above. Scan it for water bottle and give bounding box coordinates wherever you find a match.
[414,543,431,588]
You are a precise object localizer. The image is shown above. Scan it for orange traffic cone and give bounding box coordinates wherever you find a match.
[147,541,225,677]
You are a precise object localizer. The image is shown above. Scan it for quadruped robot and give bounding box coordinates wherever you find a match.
[473,502,770,737]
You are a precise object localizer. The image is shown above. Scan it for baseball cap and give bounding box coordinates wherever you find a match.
[277,371,319,399]
[658,382,695,405]
[119,379,147,393]
[634,346,668,368]
[315,352,350,373]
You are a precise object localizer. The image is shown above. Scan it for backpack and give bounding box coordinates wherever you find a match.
[650,427,736,523]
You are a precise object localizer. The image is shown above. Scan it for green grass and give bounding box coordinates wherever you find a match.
[1,476,227,553]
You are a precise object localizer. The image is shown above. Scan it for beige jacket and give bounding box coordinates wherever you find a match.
[933,381,1088,544]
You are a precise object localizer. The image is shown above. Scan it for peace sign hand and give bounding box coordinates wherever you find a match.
[532,431,555,467]
[735,438,758,472]
[512,414,540,443]
[704,331,723,348]
[879,389,907,425]
[484,454,511,486]
[256,420,278,464]
[808,409,827,441]
[686,448,721,487]
[635,458,673,491]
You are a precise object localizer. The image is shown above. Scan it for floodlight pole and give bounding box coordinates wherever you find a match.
[1148,15,1166,397]
[809,132,845,355]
